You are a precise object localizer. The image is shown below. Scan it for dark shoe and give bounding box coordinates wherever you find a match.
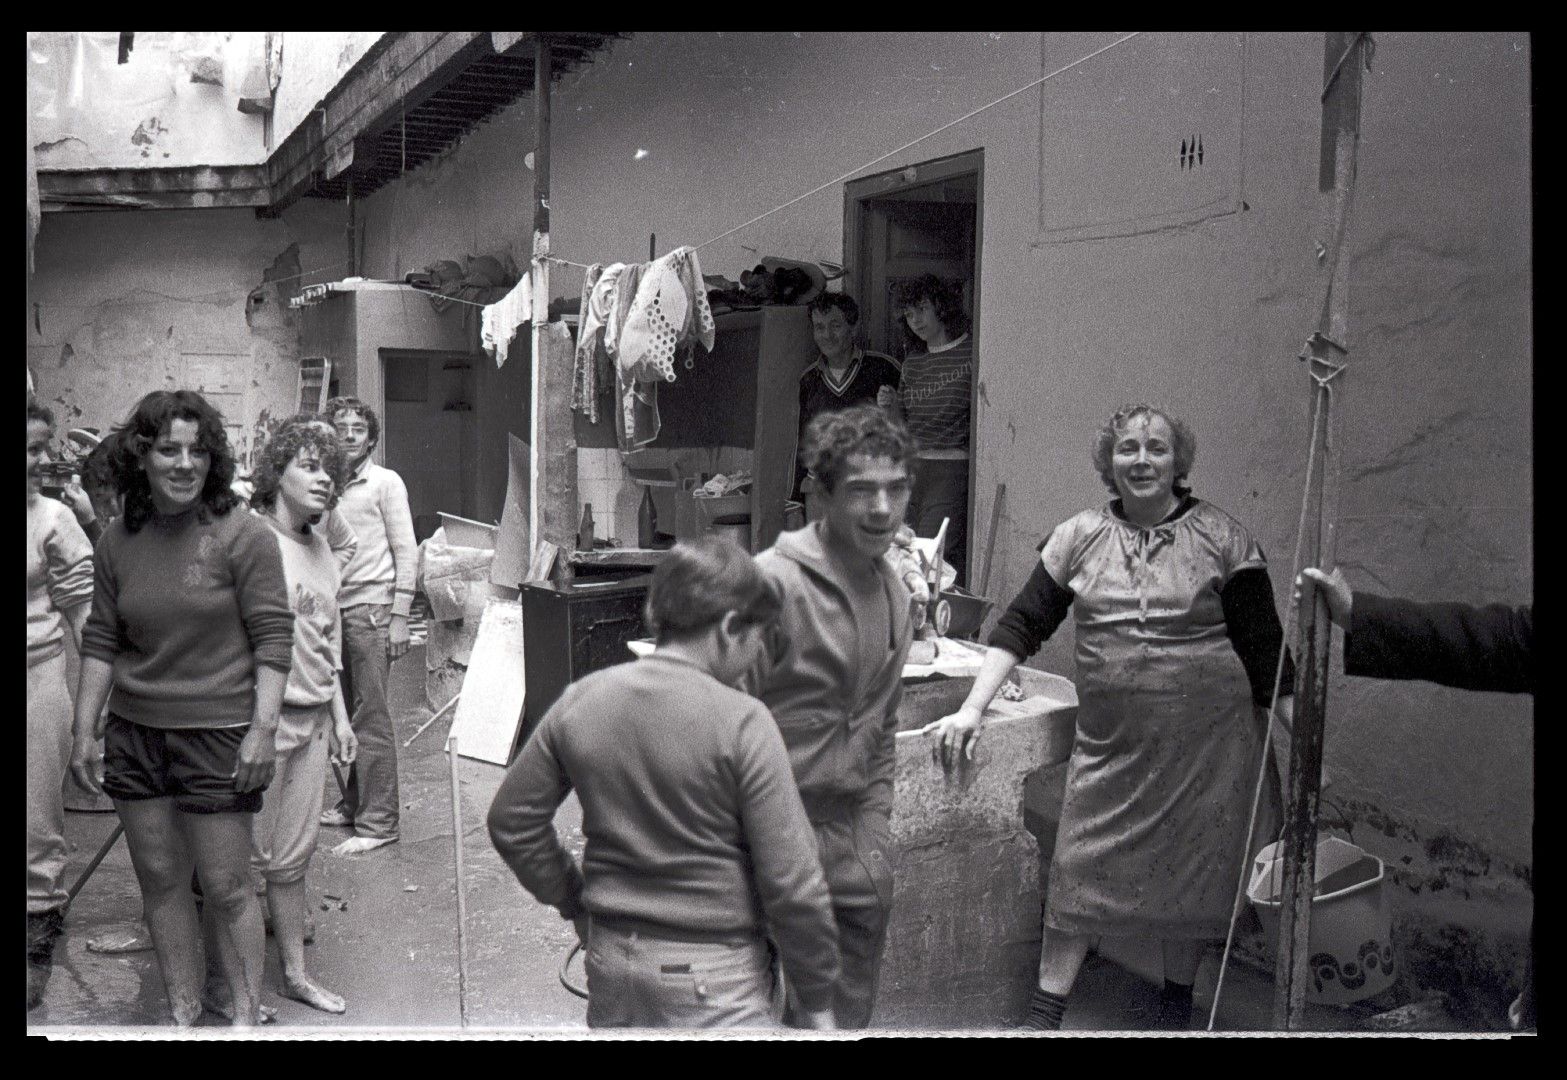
[27,961,48,1011]
[1153,991,1194,1031]
[26,908,66,1012]
[26,908,66,964]
[1022,987,1068,1031]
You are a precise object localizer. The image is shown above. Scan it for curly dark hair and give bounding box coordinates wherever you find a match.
[111,390,239,532]
[1090,403,1198,497]
[808,292,861,326]
[893,273,969,347]
[81,431,121,497]
[643,536,782,645]
[323,396,380,450]
[803,403,915,493]
[249,415,349,521]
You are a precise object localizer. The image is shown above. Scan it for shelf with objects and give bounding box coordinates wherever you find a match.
[519,304,816,744]
[571,304,817,562]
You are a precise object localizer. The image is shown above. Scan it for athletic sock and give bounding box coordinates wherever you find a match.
[1023,987,1069,1031]
[1155,979,1195,1031]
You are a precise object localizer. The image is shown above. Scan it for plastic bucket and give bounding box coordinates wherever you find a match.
[1247,834,1397,1005]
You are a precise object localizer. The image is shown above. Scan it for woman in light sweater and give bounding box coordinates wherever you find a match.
[27,399,96,1009]
[71,390,295,1028]
[247,417,359,1014]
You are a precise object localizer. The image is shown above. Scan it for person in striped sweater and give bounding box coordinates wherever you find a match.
[883,274,974,585]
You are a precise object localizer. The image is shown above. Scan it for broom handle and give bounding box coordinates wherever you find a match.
[978,483,1006,598]
[448,736,471,1028]
[67,823,125,903]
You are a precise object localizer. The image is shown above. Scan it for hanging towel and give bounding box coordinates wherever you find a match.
[481,276,533,368]
[572,263,616,423]
[613,246,717,446]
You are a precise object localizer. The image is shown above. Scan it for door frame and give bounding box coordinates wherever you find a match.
[843,147,985,583]
[377,347,483,526]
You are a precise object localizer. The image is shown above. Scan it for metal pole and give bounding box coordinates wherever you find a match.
[1273,30,1365,1030]
[527,36,552,565]
[448,735,471,1028]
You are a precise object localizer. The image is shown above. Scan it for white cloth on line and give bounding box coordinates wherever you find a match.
[481,276,533,368]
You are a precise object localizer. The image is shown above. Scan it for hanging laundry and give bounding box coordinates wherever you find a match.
[603,262,644,362]
[613,246,716,447]
[481,275,533,368]
[571,263,614,424]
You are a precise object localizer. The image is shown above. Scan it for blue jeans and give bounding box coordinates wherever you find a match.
[585,924,778,1029]
[334,603,400,839]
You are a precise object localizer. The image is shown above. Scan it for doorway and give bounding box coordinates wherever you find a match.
[379,349,480,542]
[845,149,983,583]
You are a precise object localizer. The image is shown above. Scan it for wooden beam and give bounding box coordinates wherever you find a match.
[266,32,490,210]
[1273,30,1366,1031]
[331,32,490,157]
[529,37,578,587]
[490,31,530,55]
[39,165,270,212]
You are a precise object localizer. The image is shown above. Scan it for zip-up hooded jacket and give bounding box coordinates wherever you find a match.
[749,522,913,823]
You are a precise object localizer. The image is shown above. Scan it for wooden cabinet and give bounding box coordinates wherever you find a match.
[614,306,817,553]
[518,576,652,747]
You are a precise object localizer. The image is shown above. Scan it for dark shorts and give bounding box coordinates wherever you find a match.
[102,715,265,814]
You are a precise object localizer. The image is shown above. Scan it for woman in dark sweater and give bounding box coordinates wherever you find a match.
[924,404,1296,1031]
[71,391,294,1028]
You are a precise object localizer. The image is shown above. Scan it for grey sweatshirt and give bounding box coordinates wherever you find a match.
[486,651,842,1013]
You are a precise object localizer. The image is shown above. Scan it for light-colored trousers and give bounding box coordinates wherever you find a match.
[585,925,778,1029]
[28,653,74,913]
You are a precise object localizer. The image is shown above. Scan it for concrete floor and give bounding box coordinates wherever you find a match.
[31,644,589,1034]
[28,644,1516,1037]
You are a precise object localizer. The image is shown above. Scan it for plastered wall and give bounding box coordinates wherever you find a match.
[26,198,346,454]
[30,30,1532,997]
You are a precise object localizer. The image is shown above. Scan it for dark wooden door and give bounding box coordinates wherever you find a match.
[861,199,976,357]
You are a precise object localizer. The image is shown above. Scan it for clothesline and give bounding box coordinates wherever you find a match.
[689,31,1143,254]
[34,260,354,310]
[475,34,1145,332]
[507,32,1144,281]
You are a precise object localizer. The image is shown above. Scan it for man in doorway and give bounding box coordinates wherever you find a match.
[794,293,901,516]
[318,397,417,856]
[749,404,916,1029]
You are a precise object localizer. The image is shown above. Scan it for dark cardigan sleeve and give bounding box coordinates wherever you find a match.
[987,560,1074,660]
[1345,592,1533,694]
[1220,566,1297,707]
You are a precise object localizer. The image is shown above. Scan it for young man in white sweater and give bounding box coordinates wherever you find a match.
[318,398,416,856]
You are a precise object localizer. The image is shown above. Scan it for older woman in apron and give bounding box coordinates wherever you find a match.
[924,403,1294,1030]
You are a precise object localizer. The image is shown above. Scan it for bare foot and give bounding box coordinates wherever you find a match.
[172,992,203,1027]
[281,975,347,1014]
[330,835,397,856]
[201,983,276,1024]
[87,922,155,954]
